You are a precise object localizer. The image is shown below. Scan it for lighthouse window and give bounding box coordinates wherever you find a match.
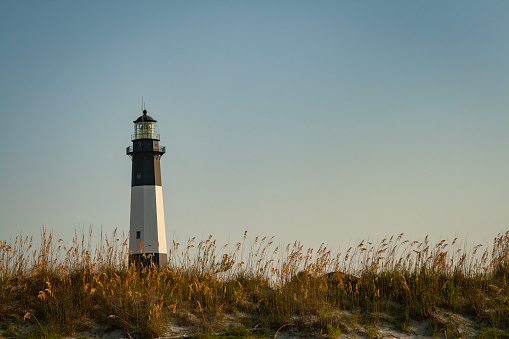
[136,231,141,239]
[134,122,157,139]
[136,172,142,179]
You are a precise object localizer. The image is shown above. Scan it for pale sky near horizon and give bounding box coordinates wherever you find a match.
[0,1,508,252]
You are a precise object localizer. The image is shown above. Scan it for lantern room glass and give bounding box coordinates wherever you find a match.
[134,121,157,139]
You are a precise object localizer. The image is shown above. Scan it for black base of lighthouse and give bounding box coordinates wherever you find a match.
[129,253,167,268]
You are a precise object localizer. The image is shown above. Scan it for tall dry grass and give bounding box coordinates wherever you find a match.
[0,227,508,338]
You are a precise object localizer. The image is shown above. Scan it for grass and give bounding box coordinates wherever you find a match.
[0,228,508,338]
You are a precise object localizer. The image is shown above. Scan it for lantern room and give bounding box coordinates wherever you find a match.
[133,109,159,140]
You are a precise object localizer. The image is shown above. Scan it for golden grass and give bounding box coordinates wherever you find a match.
[0,227,508,338]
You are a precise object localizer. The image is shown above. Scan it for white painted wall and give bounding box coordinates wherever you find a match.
[129,185,167,255]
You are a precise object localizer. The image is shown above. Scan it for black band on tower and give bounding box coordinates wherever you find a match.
[129,253,167,267]
[127,139,165,187]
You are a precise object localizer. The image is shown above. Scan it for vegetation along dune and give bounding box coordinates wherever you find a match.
[1,228,508,338]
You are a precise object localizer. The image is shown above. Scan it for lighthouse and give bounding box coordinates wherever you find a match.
[126,109,167,267]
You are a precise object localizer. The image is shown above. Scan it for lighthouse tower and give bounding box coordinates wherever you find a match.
[126,109,167,267]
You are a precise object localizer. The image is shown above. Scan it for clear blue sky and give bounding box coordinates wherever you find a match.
[1,1,508,250]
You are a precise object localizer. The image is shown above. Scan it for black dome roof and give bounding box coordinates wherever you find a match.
[134,110,157,123]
